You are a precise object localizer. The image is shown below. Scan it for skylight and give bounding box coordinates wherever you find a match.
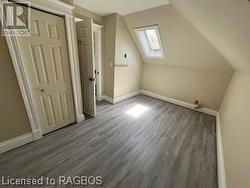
[135,25,164,59]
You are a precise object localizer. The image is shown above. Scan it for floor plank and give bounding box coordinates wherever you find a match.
[0,95,217,188]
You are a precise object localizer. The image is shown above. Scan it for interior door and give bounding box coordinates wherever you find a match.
[16,8,75,134]
[76,19,96,117]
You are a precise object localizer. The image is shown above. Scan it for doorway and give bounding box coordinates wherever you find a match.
[75,18,103,117]
[93,24,103,102]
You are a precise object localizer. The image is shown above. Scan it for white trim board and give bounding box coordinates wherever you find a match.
[101,90,217,117]
[15,0,74,16]
[113,91,141,104]
[216,113,227,188]
[101,95,114,104]
[0,133,36,154]
[93,25,103,102]
[65,15,85,123]
[101,90,141,104]
[140,90,217,117]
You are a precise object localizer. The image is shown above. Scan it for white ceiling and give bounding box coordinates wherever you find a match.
[73,0,170,16]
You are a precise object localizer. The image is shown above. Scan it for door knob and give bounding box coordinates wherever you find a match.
[88,77,96,82]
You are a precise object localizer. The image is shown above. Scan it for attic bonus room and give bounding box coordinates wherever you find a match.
[0,0,249,188]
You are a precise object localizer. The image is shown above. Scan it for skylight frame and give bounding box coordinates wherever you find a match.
[135,25,165,59]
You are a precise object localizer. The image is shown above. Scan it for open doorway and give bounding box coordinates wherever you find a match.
[93,24,103,102]
[75,18,103,117]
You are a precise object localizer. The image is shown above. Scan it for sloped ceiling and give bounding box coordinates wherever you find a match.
[124,5,232,72]
[171,0,250,71]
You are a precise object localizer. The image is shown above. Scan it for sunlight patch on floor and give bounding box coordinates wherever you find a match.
[126,104,149,118]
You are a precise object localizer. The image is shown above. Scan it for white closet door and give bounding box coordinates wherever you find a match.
[16,8,75,134]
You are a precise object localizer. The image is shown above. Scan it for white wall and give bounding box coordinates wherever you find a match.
[0,30,31,142]
[114,14,143,98]
[219,71,250,188]
[103,13,143,98]
[124,5,233,110]
[103,14,117,98]
[142,64,232,110]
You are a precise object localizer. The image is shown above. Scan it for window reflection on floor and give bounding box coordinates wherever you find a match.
[126,104,149,118]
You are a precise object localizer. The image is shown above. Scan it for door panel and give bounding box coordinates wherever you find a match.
[76,20,96,117]
[29,44,49,84]
[41,95,56,126]
[50,46,65,83]
[16,8,75,134]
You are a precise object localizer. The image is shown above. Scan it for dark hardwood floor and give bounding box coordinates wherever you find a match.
[0,95,217,188]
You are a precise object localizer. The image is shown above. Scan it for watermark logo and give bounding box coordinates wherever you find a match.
[1,176,104,186]
[1,1,31,36]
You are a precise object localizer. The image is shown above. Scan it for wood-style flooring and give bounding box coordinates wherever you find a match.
[0,95,217,188]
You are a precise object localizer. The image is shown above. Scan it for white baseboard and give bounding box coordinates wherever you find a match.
[102,95,114,104]
[0,132,37,154]
[101,90,217,117]
[97,96,104,102]
[141,90,217,117]
[113,90,141,104]
[216,113,227,188]
[32,129,42,140]
[76,114,85,123]
[101,90,141,104]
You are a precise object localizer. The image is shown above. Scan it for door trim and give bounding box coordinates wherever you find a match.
[75,17,104,102]
[3,0,85,140]
[93,24,103,101]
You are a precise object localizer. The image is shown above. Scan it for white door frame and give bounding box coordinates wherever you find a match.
[93,24,103,101]
[2,0,85,140]
[75,17,103,101]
